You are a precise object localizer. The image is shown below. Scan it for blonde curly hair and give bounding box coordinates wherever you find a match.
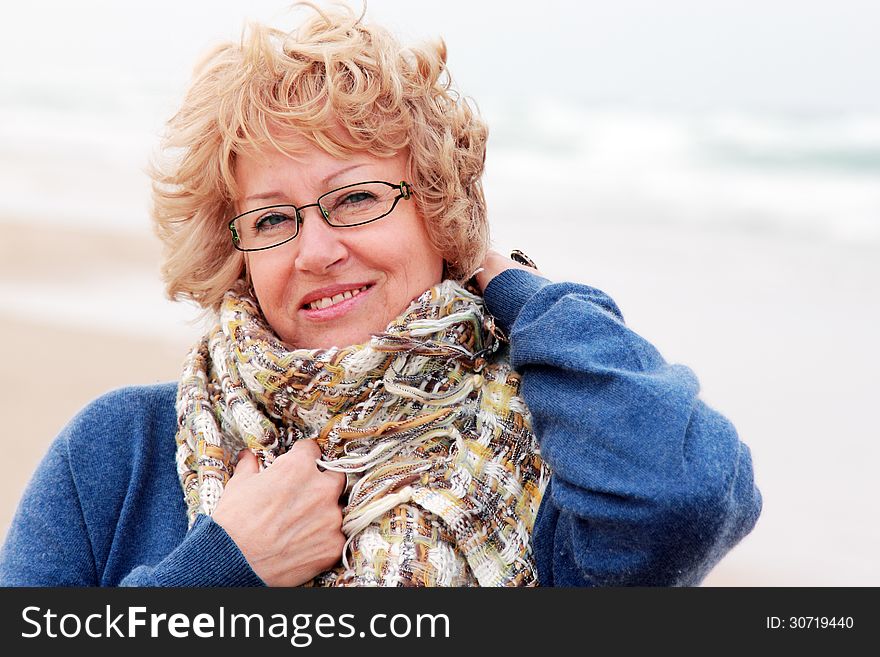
[151,3,489,311]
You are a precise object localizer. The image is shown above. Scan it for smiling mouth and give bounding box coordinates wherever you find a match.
[304,285,370,311]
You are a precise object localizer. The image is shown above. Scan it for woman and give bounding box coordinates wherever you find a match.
[0,5,760,587]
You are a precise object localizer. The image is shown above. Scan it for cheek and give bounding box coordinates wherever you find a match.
[247,253,290,303]
[415,249,443,281]
[400,215,442,271]
[412,227,444,280]
[391,242,443,291]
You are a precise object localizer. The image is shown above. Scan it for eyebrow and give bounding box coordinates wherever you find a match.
[243,163,369,203]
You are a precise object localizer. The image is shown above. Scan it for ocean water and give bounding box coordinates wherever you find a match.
[2,0,878,337]
[2,0,879,243]
[1,72,878,243]
[483,100,880,246]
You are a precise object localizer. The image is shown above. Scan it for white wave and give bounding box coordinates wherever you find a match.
[1,90,878,244]
[0,273,205,342]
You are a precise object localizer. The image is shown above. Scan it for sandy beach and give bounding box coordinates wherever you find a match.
[1,218,878,586]
[0,224,194,540]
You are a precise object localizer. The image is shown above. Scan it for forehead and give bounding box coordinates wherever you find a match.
[231,118,409,192]
[233,144,408,205]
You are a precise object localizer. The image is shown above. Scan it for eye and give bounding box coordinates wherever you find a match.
[254,210,295,231]
[337,191,377,207]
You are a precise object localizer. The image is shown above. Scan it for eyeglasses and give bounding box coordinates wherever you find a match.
[229,180,413,252]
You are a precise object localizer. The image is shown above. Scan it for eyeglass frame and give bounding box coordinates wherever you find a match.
[228,180,413,252]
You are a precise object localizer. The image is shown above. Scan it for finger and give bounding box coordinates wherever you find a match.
[232,449,260,477]
[290,439,322,458]
[274,439,324,477]
[326,469,347,498]
[273,440,318,465]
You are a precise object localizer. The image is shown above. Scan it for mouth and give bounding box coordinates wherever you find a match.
[300,283,374,319]
[302,284,370,310]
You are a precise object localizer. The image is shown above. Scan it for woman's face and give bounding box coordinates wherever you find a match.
[235,139,444,349]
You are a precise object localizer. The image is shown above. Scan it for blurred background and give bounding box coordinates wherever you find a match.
[1,0,878,585]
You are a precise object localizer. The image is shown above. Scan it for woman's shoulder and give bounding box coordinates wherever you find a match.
[75,381,178,414]
[61,382,179,458]
[6,382,186,584]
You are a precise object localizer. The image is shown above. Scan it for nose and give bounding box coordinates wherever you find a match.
[291,205,348,274]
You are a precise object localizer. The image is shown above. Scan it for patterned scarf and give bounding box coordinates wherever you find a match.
[175,280,549,586]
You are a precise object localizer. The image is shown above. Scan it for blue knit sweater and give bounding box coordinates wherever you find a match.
[0,269,761,586]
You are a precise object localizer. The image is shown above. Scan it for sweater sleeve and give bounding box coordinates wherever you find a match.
[118,515,264,587]
[0,432,100,585]
[483,268,762,586]
[0,387,264,587]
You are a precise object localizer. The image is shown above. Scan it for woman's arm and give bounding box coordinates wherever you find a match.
[1,384,346,587]
[0,437,262,586]
[1,431,104,585]
[480,262,762,586]
[0,386,263,587]
[116,516,264,587]
[0,436,264,588]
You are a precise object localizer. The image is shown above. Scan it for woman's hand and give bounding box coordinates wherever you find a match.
[212,439,346,586]
[474,249,542,293]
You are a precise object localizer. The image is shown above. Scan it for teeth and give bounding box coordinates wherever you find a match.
[307,286,367,311]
